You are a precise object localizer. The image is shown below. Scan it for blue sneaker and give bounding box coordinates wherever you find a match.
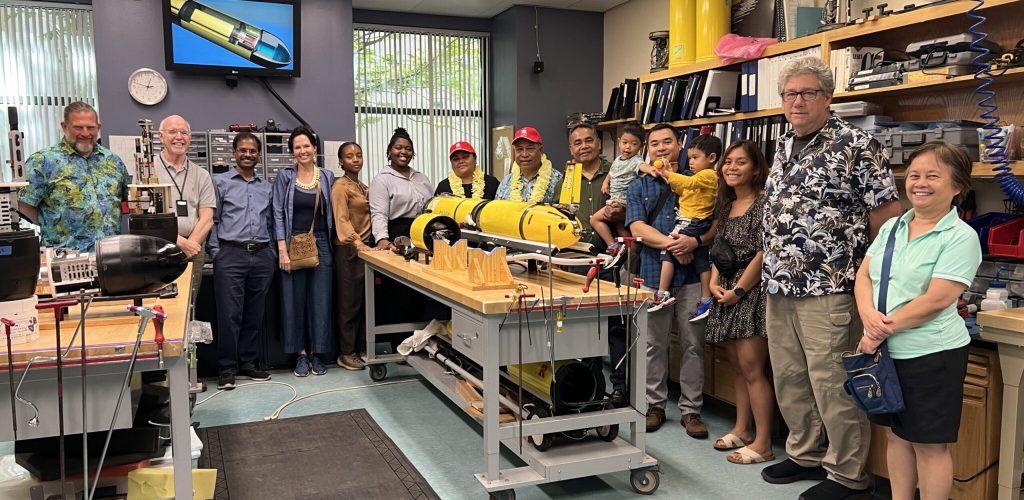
[293,354,310,377]
[310,355,328,375]
[689,297,713,323]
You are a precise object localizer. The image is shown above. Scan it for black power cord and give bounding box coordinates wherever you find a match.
[259,76,310,128]
[996,38,1024,69]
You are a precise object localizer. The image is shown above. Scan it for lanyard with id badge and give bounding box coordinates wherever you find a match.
[160,156,190,217]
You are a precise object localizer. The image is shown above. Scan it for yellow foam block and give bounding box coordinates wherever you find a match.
[126,468,218,500]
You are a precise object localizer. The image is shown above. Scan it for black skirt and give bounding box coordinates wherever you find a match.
[868,345,969,443]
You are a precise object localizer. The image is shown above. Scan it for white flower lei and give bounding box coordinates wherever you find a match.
[448,167,485,198]
[509,154,552,203]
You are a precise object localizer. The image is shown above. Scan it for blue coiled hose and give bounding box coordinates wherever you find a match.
[967,0,1024,203]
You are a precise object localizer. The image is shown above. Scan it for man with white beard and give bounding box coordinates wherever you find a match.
[20,101,130,251]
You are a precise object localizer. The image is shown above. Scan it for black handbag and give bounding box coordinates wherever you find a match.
[710,237,738,278]
[841,220,906,415]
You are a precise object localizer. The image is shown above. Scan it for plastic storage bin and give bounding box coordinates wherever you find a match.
[987,217,1024,257]
[968,212,1019,254]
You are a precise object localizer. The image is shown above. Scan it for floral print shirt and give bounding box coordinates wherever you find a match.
[762,115,897,297]
[21,139,129,251]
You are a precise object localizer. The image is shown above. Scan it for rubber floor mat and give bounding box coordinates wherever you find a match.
[196,409,440,499]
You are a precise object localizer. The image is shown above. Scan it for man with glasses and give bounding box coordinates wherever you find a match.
[495,126,563,203]
[760,56,902,500]
[206,132,274,390]
[19,101,129,251]
[154,115,215,259]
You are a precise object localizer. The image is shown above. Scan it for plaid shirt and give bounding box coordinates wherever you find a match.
[625,175,701,290]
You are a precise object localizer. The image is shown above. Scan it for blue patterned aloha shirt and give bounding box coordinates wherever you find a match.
[21,139,129,251]
[763,115,898,297]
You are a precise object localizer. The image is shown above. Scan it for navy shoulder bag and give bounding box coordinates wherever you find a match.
[841,220,906,414]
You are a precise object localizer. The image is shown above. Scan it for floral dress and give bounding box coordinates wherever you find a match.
[706,196,767,343]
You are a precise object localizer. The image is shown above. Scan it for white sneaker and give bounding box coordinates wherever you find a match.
[647,291,677,313]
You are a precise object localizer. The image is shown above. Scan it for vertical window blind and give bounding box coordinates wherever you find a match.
[353,25,488,186]
[0,2,97,181]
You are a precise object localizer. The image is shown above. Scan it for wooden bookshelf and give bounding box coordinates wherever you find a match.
[646,108,785,130]
[827,0,1020,44]
[639,34,824,84]
[636,0,1020,85]
[834,67,1024,101]
[892,161,1024,178]
[596,118,635,130]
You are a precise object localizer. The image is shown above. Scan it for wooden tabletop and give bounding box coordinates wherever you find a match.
[978,307,1024,335]
[1,264,193,368]
[360,251,649,315]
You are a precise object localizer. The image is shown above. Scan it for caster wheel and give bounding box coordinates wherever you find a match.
[369,364,387,381]
[596,422,618,442]
[630,468,660,495]
[488,489,515,500]
[596,402,619,442]
[525,407,553,452]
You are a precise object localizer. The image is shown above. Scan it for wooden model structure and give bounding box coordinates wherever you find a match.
[425,240,516,291]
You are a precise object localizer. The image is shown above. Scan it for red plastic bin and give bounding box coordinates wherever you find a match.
[988,218,1024,257]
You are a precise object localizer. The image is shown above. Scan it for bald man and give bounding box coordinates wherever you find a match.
[155,115,215,258]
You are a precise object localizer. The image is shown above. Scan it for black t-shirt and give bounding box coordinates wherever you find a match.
[434,174,500,199]
[789,127,823,163]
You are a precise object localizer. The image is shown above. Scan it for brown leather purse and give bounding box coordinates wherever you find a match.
[288,179,321,270]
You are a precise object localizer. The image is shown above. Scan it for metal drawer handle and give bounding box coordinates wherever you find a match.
[456,332,478,341]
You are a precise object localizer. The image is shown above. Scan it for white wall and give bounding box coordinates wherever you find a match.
[602,0,668,108]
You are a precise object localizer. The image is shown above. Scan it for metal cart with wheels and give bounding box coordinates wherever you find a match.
[362,252,660,497]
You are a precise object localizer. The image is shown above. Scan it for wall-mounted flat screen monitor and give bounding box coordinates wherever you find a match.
[162,0,300,77]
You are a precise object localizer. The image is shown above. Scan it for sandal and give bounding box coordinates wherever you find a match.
[727,446,775,465]
[713,433,752,451]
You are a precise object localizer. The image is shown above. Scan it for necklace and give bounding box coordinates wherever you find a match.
[295,169,319,190]
[509,155,553,202]
[448,168,486,198]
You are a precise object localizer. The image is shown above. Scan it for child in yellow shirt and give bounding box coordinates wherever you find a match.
[642,134,720,320]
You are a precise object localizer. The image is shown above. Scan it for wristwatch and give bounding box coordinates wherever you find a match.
[733,287,748,298]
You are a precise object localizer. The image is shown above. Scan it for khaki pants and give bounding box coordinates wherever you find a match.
[767,293,870,489]
[645,283,705,414]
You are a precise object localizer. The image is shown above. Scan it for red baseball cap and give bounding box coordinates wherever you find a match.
[449,141,476,157]
[512,126,543,145]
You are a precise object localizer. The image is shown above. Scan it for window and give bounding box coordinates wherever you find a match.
[0,3,98,179]
[353,26,488,185]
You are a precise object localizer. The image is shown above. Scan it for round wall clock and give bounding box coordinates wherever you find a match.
[128,68,168,106]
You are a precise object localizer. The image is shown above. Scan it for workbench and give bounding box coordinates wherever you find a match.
[361,251,658,499]
[976,308,1024,500]
[1,265,195,499]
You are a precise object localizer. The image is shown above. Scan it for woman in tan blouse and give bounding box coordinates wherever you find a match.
[332,142,374,370]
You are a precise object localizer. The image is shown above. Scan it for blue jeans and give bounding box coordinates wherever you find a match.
[280,231,334,355]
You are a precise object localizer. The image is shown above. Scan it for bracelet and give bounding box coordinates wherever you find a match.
[694,234,703,246]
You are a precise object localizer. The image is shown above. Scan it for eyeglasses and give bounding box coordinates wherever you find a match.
[780,89,824,103]
[160,129,191,137]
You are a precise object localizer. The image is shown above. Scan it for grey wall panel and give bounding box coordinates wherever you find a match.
[93,0,355,140]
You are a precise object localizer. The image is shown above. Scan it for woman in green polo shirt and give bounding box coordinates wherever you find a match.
[853,141,982,500]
